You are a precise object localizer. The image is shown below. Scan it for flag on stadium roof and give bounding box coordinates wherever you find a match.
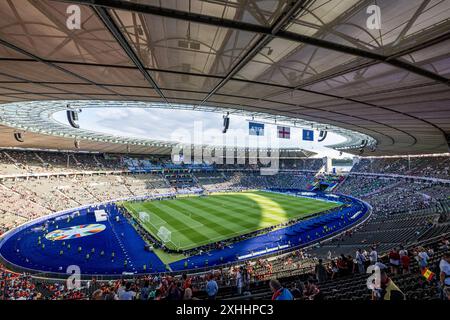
[302,129,314,141]
[277,126,290,139]
[249,122,264,136]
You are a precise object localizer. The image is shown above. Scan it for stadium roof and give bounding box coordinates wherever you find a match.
[0,0,449,156]
[0,101,319,157]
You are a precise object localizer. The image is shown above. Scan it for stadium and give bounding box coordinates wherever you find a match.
[0,0,449,303]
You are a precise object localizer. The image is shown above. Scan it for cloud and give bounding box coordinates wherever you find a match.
[94,108,130,120]
[53,107,349,157]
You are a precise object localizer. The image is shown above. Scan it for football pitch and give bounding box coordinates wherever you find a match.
[123,190,340,251]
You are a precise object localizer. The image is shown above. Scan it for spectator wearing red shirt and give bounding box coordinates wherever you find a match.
[401,254,411,274]
[182,273,192,290]
[337,255,348,276]
[389,248,401,274]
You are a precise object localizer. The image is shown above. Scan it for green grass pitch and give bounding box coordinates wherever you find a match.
[123,190,340,251]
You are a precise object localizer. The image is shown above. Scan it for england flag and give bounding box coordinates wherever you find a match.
[277,126,290,139]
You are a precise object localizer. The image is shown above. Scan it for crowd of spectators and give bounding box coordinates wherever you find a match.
[362,181,449,216]
[352,156,450,179]
[2,235,447,300]
[222,171,314,190]
[335,176,397,198]
[0,173,175,231]
[1,150,449,300]
[0,150,122,175]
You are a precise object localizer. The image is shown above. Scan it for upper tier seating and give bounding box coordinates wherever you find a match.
[351,156,450,179]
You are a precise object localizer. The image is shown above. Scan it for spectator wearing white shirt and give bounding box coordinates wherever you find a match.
[236,267,243,295]
[118,282,136,300]
[369,247,378,265]
[439,252,450,300]
[399,245,408,258]
[417,247,430,271]
[355,249,366,273]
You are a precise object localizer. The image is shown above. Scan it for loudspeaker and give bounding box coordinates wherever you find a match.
[446,133,450,152]
[318,130,327,142]
[14,132,24,143]
[67,108,81,129]
[222,112,230,133]
[360,139,368,148]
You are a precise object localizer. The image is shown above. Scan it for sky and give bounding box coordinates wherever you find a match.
[53,107,352,158]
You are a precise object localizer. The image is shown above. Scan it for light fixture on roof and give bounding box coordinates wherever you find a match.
[318,130,327,142]
[66,104,81,129]
[223,112,230,134]
[13,131,24,143]
[178,23,200,51]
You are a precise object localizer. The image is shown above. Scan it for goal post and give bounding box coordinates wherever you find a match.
[138,211,150,223]
[157,226,172,243]
[135,211,179,250]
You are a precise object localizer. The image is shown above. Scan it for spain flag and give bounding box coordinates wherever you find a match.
[421,268,435,281]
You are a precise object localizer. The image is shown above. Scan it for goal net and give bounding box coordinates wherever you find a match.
[157,226,172,243]
[138,211,150,223]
